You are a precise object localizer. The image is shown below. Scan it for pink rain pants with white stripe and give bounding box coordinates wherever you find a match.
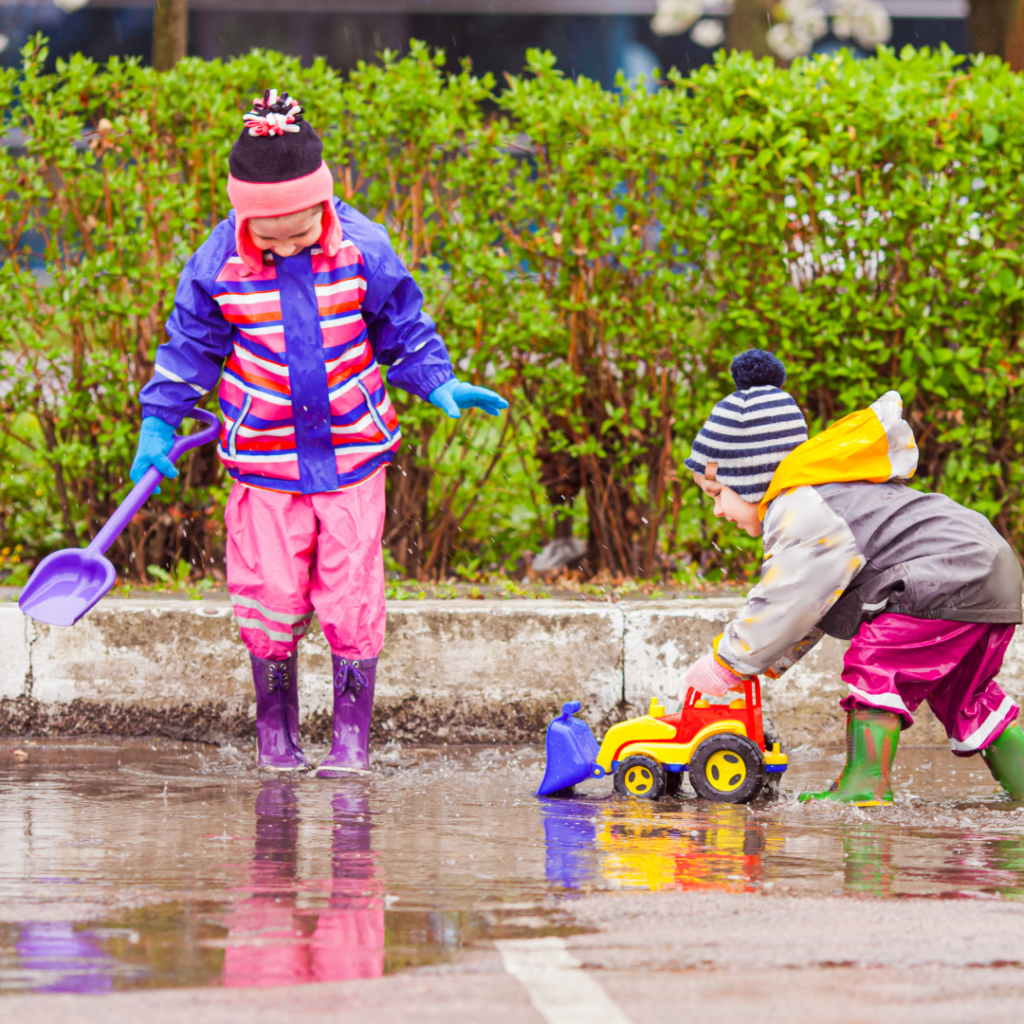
[225,468,386,661]
[840,612,1018,755]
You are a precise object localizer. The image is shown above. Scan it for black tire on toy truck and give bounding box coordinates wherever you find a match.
[613,755,666,800]
[689,734,765,803]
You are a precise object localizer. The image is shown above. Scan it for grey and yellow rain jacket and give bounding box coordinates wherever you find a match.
[714,392,1023,680]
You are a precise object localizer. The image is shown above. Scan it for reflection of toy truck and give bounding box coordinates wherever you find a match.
[537,677,787,803]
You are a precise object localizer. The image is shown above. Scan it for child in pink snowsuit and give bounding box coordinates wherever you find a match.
[132,90,506,776]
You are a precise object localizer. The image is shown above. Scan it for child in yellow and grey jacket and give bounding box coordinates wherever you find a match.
[682,349,1024,806]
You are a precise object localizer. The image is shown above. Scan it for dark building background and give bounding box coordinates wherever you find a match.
[0,2,972,86]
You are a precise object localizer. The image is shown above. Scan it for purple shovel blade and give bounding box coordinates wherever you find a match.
[17,549,118,627]
[18,409,221,628]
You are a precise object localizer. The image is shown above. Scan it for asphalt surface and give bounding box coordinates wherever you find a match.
[3,739,1024,1021]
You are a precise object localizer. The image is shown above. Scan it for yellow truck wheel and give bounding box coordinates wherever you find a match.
[613,755,666,800]
[689,735,765,804]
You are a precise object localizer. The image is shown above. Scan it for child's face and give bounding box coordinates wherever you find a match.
[692,470,763,538]
[247,203,324,258]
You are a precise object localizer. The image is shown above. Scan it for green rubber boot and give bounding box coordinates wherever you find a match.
[799,709,901,807]
[980,722,1024,800]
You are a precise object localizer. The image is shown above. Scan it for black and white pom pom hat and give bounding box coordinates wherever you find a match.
[684,350,808,502]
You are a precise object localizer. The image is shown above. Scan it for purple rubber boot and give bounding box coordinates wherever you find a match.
[316,655,377,777]
[251,652,310,772]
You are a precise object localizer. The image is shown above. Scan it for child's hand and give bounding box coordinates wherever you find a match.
[130,417,179,494]
[429,379,509,418]
[680,653,747,700]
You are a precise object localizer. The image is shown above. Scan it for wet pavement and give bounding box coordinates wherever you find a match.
[4,739,1024,1019]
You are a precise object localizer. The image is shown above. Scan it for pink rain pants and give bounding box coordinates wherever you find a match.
[225,468,386,661]
[840,612,1018,755]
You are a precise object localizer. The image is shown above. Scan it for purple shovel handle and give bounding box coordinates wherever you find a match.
[88,409,221,557]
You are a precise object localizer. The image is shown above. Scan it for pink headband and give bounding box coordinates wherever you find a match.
[226,161,342,275]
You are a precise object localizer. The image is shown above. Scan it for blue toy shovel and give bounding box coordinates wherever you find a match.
[536,701,601,796]
[18,409,221,627]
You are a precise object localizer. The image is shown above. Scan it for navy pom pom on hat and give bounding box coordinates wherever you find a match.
[684,350,808,503]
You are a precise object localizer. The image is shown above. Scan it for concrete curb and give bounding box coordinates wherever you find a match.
[2,597,1023,747]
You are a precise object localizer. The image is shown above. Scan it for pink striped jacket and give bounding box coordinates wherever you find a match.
[140,198,453,493]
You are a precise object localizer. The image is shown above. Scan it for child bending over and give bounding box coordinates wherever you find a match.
[682,349,1024,806]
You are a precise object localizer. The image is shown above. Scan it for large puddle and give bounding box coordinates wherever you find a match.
[2,739,1024,993]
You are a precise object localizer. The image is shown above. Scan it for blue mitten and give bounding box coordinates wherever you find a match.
[428,379,509,419]
[130,417,179,492]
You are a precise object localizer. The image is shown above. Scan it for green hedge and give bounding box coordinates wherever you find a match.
[1,38,1023,585]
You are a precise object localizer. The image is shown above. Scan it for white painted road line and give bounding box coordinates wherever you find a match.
[495,936,632,1024]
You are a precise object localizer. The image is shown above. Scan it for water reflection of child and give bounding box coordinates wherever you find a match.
[131,90,506,776]
[223,784,383,986]
[681,350,1024,806]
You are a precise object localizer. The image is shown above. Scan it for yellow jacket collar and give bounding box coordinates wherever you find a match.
[757,391,918,522]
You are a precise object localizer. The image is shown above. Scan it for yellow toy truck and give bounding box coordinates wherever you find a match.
[537,677,787,803]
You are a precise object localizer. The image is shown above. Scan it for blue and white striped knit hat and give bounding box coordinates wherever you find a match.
[684,350,808,502]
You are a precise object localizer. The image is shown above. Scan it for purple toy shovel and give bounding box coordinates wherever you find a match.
[18,409,221,627]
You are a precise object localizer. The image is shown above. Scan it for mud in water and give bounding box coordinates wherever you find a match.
[1,740,1024,993]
